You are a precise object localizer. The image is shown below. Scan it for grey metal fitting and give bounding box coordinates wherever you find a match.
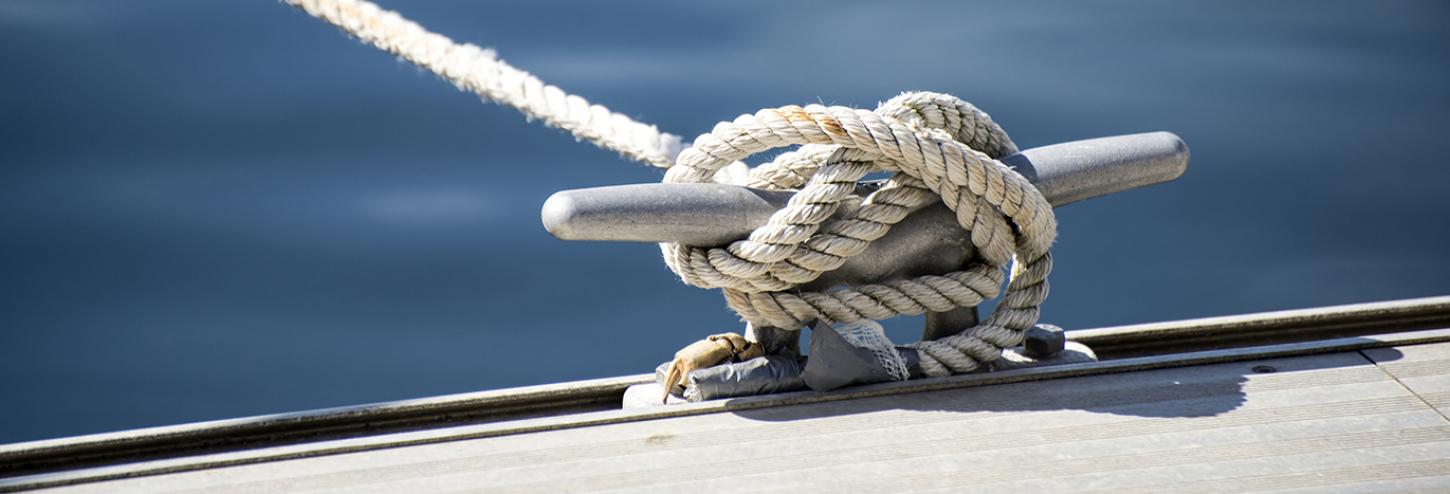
[1024,324,1067,358]
[541,132,1189,246]
[541,132,1188,344]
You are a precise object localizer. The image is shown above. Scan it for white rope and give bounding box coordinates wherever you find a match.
[665,94,1055,377]
[283,0,682,168]
[285,0,1057,378]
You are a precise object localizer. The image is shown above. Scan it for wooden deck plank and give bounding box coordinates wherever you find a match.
[35,349,1450,494]
[12,297,1448,486]
[14,328,1450,492]
[1365,342,1450,418]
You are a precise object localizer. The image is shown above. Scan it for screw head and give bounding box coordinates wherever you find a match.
[1024,324,1066,358]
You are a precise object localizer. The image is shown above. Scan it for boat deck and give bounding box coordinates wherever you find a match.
[5,298,1450,493]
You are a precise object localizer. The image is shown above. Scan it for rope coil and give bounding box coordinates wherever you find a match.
[662,93,1056,376]
[286,0,1057,377]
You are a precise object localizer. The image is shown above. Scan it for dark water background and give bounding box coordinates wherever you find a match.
[2,1,1448,443]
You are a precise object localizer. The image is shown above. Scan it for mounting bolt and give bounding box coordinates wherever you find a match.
[1024,324,1066,358]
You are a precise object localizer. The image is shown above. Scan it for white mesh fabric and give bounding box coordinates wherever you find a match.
[833,320,910,382]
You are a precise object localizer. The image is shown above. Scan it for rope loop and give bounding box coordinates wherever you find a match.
[663,92,1057,376]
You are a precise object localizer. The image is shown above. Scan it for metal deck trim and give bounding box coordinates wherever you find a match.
[1073,296,1450,359]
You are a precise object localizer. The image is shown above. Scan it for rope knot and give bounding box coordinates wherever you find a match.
[662,91,1058,377]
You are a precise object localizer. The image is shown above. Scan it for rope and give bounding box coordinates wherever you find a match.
[283,0,682,168]
[665,95,1056,376]
[285,0,1057,378]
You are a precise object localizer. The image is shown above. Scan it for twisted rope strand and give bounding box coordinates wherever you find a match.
[287,0,1059,378]
[284,0,682,167]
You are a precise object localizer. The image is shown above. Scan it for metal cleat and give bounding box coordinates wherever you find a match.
[543,132,1189,401]
[542,132,1189,245]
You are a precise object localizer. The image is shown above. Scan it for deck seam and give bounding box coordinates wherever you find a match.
[1360,349,1450,425]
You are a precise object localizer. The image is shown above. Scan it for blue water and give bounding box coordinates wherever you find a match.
[2,1,1448,443]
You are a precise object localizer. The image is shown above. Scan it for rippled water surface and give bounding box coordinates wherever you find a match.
[2,1,1448,442]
